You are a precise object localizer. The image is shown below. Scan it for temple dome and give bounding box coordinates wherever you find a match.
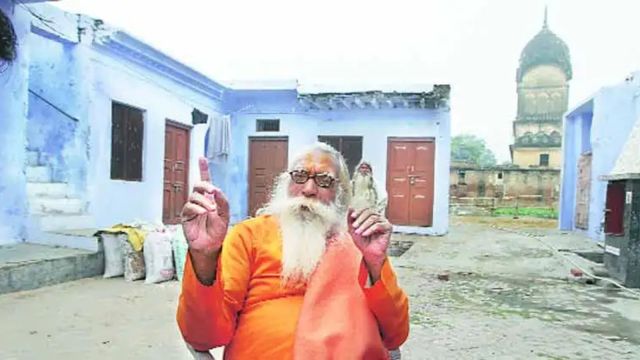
[517,12,572,82]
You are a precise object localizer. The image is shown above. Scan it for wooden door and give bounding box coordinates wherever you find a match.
[317,136,363,176]
[575,152,592,230]
[604,181,625,235]
[386,138,435,226]
[249,137,288,217]
[163,121,190,224]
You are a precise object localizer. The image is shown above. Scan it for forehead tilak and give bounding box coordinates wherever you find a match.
[298,152,335,174]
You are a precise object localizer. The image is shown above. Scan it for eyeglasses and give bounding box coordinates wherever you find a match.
[289,169,337,188]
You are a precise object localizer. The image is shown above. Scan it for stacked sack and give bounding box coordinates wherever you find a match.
[143,230,175,284]
[96,222,188,284]
[172,225,189,282]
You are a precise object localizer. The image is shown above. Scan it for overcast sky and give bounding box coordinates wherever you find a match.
[54,0,640,162]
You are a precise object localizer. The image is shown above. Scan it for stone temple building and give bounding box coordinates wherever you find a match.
[511,9,572,169]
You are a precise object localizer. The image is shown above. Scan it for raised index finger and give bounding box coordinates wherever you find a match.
[199,157,211,183]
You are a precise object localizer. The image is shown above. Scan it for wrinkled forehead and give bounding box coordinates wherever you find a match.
[292,151,338,175]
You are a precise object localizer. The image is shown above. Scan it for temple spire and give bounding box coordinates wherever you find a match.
[543,5,549,29]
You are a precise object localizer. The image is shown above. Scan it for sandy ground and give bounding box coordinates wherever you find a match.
[450,215,559,229]
[1,216,639,359]
[0,277,220,360]
[397,217,640,359]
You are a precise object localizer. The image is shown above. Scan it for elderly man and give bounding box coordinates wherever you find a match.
[177,143,409,359]
[350,160,402,359]
[351,161,388,214]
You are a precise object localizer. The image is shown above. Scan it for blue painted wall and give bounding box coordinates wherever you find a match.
[86,38,223,228]
[0,0,31,244]
[560,79,640,240]
[13,3,225,231]
[26,6,93,195]
[5,2,449,241]
[215,89,451,234]
[559,107,592,231]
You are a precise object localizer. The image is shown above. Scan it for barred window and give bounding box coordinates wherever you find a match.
[111,102,144,181]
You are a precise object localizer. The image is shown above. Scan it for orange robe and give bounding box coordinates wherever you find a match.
[177,215,409,359]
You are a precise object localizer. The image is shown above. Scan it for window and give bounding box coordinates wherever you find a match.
[191,108,208,125]
[256,119,280,132]
[551,92,563,113]
[497,172,503,180]
[605,182,625,235]
[536,92,549,114]
[478,181,486,197]
[111,102,144,181]
[539,154,549,167]
[520,132,533,145]
[457,170,466,185]
[540,134,549,144]
[317,136,363,176]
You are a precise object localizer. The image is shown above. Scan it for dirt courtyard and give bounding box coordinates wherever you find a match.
[1,217,639,359]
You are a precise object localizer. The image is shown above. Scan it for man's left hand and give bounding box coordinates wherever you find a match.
[348,208,393,283]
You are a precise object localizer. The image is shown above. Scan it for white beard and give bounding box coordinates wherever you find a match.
[259,178,346,287]
[279,209,329,285]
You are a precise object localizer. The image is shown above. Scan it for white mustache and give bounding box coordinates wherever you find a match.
[287,197,329,214]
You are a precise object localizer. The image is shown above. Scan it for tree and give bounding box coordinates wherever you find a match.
[451,134,497,168]
[0,8,18,71]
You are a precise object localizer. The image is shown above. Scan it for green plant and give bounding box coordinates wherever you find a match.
[492,207,558,219]
[0,7,17,70]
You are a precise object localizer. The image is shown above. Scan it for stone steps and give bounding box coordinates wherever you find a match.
[24,150,96,251]
[29,197,86,215]
[37,214,95,232]
[27,228,101,252]
[26,150,40,167]
[0,243,104,295]
[26,166,51,182]
[26,182,73,199]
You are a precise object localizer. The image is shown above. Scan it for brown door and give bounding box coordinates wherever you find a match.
[249,137,288,217]
[604,181,625,235]
[575,152,592,230]
[163,121,190,224]
[317,136,363,177]
[386,138,435,226]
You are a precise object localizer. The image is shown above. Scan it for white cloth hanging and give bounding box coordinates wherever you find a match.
[206,114,231,163]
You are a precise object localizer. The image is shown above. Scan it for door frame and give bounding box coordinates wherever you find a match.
[574,151,592,230]
[163,119,191,224]
[317,135,364,176]
[386,136,436,226]
[166,119,192,131]
[247,136,289,216]
[387,137,435,142]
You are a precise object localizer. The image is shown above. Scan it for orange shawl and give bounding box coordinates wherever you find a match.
[293,235,389,360]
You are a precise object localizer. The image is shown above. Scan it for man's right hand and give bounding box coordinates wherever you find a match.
[181,157,230,258]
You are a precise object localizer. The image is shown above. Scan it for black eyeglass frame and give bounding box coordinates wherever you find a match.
[288,169,337,188]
